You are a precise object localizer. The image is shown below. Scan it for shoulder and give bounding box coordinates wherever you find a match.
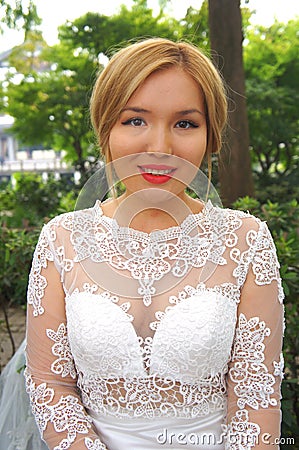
[206,202,276,251]
[42,202,99,239]
[207,202,263,231]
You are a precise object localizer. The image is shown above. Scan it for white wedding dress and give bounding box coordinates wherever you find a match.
[1,200,284,449]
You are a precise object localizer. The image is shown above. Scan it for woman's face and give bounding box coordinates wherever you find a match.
[108,67,207,201]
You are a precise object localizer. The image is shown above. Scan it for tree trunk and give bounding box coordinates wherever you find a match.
[208,0,254,206]
[73,139,86,178]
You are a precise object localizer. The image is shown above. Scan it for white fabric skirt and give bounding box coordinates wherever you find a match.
[0,340,47,450]
[90,410,225,450]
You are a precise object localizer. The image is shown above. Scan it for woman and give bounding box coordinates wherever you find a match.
[24,38,284,449]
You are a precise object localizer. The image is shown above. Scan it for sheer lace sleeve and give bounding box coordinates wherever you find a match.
[25,221,107,450]
[226,219,284,449]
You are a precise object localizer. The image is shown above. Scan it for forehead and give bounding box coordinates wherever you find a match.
[126,67,203,106]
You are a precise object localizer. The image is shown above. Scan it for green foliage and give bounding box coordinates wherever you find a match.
[244,19,299,180]
[0,173,77,228]
[7,30,49,75]
[233,196,299,442]
[6,45,98,169]
[0,0,41,32]
[58,0,180,58]
[3,0,187,172]
[179,0,209,48]
[0,173,77,308]
[0,226,40,307]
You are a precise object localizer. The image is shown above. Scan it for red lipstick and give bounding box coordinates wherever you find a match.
[138,165,176,184]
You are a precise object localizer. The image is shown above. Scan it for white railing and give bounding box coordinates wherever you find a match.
[0,158,74,175]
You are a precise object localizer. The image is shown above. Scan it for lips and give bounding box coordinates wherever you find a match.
[137,164,176,184]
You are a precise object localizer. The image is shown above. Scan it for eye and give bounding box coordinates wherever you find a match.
[175,120,198,129]
[122,118,146,127]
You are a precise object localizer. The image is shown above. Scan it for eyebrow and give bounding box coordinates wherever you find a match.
[177,109,205,116]
[120,107,205,116]
[121,107,149,113]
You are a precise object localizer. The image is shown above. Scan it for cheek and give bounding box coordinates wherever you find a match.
[108,131,122,159]
[108,131,139,182]
[109,129,139,160]
[179,134,207,165]
[195,130,208,161]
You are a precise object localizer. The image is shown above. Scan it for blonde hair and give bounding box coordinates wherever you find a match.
[90,38,227,173]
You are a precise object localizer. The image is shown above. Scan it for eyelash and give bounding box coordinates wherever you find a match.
[121,118,199,129]
[121,118,145,127]
[175,120,199,129]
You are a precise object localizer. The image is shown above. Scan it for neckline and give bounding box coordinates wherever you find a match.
[74,199,219,306]
[93,199,215,239]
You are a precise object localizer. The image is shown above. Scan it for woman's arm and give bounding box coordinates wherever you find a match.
[25,223,107,450]
[226,221,284,449]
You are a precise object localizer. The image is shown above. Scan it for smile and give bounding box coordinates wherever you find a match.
[140,167,174,175]
[137,165,176,184]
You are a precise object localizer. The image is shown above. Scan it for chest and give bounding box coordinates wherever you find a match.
[65,287,238,381]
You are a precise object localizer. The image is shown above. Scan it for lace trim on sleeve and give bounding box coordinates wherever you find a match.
[27,226,55,316]
[84,437,107,449]
[25,370,93,448]
[229,314,277,410]
[46,323,77,379]
[232,222,284,303]
[273,353,284,378]
[55,246,74,281]
[225,410,260,449]
[227,313,283,448]
[250,223,284,303]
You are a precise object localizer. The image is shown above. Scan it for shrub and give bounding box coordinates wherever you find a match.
[0,172,77,228]
[0,226,40,307]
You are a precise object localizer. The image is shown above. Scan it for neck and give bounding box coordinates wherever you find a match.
[103,190,204,233]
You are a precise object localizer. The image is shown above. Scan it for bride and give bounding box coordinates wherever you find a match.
[1,38,284,449]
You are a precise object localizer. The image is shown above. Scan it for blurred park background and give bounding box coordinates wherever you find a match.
[0,0,298,446]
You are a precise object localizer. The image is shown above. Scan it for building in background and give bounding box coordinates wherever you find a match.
[0,115,17,163]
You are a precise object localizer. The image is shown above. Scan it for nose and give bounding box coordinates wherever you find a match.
[146,125,172,155]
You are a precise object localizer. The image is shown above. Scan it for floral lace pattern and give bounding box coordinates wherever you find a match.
[25,201,284,448]
[85,437,107,450]
[225,410,260,449]
[66,287,238,418]
[232,222,285,302]
[226,313,283,447]
[55,245,74,281]
[149,282,240,335]
[27,228,54,316]
[273,353,284,378]
[71,201,246,305]
[78,372,227,419]
[46,323,76,379]
[25,371,92,447]
[229,314,277,410]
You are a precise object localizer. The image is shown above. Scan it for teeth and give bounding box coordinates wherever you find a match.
[142,167,173,175]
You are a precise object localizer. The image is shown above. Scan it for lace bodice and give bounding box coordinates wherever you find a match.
[25,201,284,449]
